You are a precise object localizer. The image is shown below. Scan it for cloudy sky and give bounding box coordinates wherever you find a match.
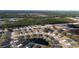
[0,0,79,10]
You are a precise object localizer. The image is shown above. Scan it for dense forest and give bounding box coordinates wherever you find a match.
[1,17,74,28]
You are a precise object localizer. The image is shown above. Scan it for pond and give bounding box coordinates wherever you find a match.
[21,38,49,48]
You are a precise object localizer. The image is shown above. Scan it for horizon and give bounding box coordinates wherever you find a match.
[0,10,79,11]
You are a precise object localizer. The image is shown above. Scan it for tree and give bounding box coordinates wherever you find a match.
[3,18,10,28]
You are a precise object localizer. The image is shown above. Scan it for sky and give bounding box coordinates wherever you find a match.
[0,0,79,10]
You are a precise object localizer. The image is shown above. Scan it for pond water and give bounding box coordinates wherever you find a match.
[21,38,49,48]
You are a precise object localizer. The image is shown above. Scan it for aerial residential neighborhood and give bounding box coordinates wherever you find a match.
[0,10,79,48]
